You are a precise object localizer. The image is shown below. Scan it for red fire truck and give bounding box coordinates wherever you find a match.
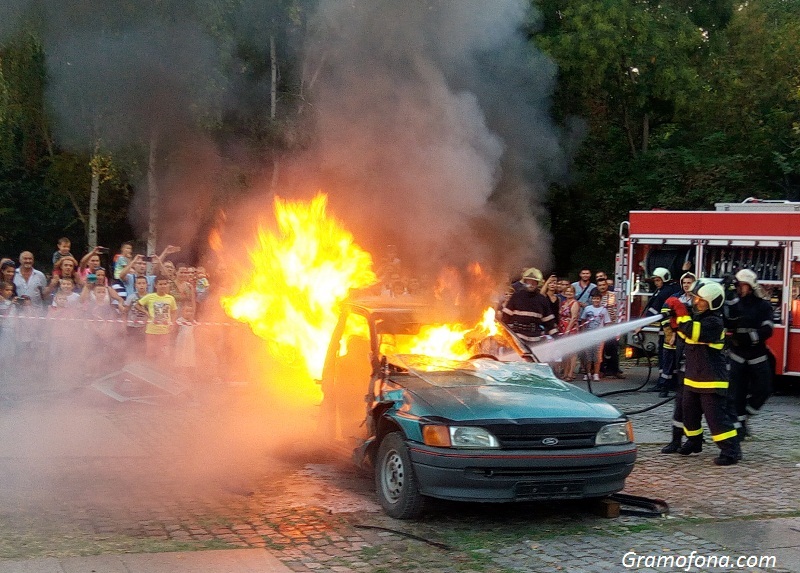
[616,198,800,378]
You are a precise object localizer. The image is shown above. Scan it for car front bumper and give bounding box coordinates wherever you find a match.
[407,443,637,502]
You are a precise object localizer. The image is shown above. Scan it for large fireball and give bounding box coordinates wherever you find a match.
[221,193,377,381]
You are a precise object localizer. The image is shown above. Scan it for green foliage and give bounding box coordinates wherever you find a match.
[539,0,800,274]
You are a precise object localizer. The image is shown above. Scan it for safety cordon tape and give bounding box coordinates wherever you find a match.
[0,314,242,326]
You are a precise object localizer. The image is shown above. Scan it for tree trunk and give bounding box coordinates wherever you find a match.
[641,113,650,154]
[270,33,277,120]
[88,141,100,249]
[147,131,158,258]
[621,101,637,158]
[270,33,279,194]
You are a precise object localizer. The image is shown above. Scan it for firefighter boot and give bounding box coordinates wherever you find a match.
[713,438,742,466]
[660,427,684,454]
[678,437,703,455]
[740,418,750,440]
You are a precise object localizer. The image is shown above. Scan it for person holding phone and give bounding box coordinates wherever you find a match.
[118,246,180,297]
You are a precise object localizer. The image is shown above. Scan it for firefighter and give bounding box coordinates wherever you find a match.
[500,267,558,347]
[659,272,696,453]
[666,280,741,466]
[638,267,681,393]
[723,268,774,440]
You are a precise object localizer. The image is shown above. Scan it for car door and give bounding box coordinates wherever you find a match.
[327,310,373,446]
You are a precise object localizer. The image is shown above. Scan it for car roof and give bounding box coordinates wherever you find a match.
[343,296,431,314]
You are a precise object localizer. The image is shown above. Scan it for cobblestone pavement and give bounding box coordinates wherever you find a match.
[0,365,798,572]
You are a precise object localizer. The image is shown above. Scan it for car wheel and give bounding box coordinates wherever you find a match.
[375,432,426,519]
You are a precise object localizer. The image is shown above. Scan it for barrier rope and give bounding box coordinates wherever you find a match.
[0,314,242,327]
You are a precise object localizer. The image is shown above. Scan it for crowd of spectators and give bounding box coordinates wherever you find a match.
[3,239,625,390]
[0,238,216,384]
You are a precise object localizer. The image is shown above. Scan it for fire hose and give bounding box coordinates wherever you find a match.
[581,340,679,415]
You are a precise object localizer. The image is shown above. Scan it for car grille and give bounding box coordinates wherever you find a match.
[483,421,608,450]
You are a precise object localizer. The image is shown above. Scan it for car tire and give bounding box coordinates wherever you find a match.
[375,432,427,519]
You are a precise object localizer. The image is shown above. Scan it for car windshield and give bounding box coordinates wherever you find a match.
[377,325,528,363]
[389,354,568,390]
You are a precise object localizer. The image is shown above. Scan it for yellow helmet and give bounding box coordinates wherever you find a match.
[522,267,544,282]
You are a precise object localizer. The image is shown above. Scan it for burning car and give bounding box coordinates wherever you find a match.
[319,298,637,519]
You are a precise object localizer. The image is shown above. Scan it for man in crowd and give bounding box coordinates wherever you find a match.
[571,267,596,308]
[118,246,180,297]
[500,267,559,347]
[13,251,47,309]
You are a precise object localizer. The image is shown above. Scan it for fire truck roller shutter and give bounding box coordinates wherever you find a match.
[645,248,692,282]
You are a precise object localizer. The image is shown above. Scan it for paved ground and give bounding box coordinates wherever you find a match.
[0,362,798,572]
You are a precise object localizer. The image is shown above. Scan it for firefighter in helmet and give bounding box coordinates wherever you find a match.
[723,268,774,440]
[665,279,741,465]
[500,267,558,347]
[639,267,681,394]
[659,271,696,453]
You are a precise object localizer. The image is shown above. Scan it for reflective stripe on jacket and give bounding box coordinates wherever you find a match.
[677,310,728,394]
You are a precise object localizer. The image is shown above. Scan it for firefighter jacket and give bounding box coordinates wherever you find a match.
[724,292,774,361]
[676,309,728,395]
[500,288,558,345]
[643,281,681,323]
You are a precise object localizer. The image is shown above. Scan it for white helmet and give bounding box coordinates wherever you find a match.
[690,280,725,310]
[651,267,671,281]
[735,269,758,289]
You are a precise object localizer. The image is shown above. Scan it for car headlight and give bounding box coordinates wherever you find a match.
[422,425,500,448]
[595,421,634,445]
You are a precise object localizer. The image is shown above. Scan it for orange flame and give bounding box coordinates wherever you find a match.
[221,194,377,382]
[377,306,499,361]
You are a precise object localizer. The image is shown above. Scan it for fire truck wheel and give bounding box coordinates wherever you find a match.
[375,432,427,519]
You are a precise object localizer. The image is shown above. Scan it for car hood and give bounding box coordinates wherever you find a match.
[387,356,623,422]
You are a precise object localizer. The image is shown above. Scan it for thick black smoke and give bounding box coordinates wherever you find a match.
[2,0,577,277]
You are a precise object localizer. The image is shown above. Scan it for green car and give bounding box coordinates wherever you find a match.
[319,299,637,519]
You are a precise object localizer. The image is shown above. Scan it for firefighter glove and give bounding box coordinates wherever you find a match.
[663,297,688,318]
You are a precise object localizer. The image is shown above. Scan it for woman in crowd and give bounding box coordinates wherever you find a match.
[47,255,82,300]
[0,259,17,298]
[558,285,581,380]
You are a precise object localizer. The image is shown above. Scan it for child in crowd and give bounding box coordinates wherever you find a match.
[0,281,17,362]
[580,289,611,381]
[48,277,82,358]
[174,304,199,378]
[136,276,177,362]
[123,275,150,358]
[113,241,134,282]
[195,266,210,302]
[52,237,73,266]
[51,277,82,310]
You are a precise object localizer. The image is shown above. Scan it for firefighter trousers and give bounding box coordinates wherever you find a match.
[728,352,772,420]
[669,377,684,430]
[658,345,676,390]
[682,389,740,458]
